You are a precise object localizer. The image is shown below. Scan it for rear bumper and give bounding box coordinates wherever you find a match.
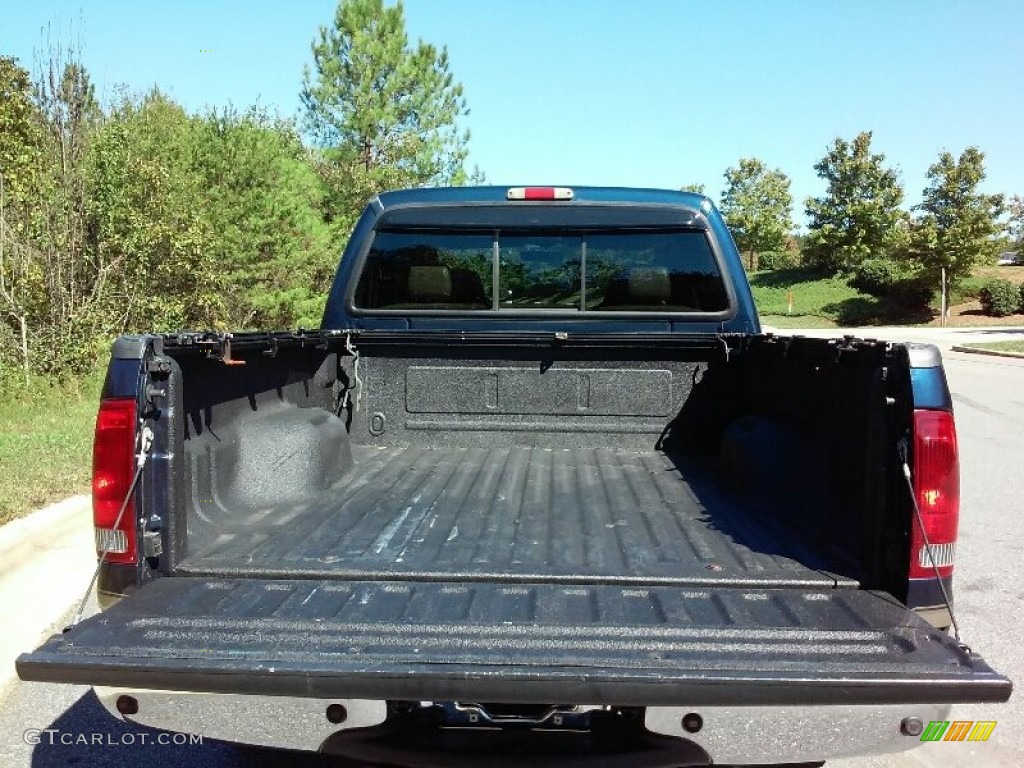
[915,605,954,630]
[94,687,951,765]
[908,575,955,629]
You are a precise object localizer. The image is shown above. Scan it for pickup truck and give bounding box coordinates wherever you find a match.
[18,186,1011,766]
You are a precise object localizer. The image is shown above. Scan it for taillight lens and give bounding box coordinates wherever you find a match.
[93,398,138,564]
[506,186,574,200]
[908,409,959,579]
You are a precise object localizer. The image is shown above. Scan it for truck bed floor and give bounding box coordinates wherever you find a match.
[178,446,859,588]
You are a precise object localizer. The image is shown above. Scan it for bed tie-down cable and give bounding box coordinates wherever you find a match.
[344,332,363,412]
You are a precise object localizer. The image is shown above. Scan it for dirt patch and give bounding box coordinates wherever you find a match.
[933,299,1024,327]
[975,266,1024,285]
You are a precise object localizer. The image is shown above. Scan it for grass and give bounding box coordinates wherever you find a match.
[975,264,1024,285]
[748,267,863,316]
[747,267,928,326]
[748,265,1024,327]
[0,371,104,525]
[759,314,838,329]
[963,340,1024,355]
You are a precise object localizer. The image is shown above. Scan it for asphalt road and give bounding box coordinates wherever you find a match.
[0,348,1021,767]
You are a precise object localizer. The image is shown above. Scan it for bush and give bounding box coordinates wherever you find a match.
[890,276,934,307]
[757,251,798,271]
[979,279,1021,317]
[850,258,902,296]
[850,258,935,307]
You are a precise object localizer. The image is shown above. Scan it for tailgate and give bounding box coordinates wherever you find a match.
[18,577,1010,706]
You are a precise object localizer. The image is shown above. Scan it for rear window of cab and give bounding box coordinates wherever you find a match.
[353,229,729,313]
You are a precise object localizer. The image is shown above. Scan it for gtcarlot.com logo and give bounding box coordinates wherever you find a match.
[24,729,202,746]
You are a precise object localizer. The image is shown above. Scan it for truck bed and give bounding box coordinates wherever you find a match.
[18,334,1012,734]
[179,445,858,589]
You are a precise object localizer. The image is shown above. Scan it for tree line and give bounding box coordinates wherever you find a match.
[0,0,473,385]
[3,0,1023,388]
[690,131,1021,308]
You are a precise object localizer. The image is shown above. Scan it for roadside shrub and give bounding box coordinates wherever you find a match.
[890,275,935,307]
[1020,283,1024,314]
[979,279,1020,317]
[850,258,901,296]
[850,258,935,307]
[757,251,798,271]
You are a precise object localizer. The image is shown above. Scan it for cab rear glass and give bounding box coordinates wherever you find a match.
[353,229,729,313]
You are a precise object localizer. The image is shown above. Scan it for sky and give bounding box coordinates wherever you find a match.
[4,0,1023,226]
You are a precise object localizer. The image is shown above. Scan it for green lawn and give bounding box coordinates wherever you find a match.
[748,267,934,326]
[963,340,1024,355]
[749,268,863,316]
[0,372,103,525]
[759,314,838,329]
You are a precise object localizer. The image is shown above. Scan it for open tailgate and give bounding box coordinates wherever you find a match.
[18,577,1010,706]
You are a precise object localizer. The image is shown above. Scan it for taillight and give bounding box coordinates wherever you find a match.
[908,409,959,579]
[93,398,138,564]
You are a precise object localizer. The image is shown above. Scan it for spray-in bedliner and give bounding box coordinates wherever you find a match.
[178,445,858,588]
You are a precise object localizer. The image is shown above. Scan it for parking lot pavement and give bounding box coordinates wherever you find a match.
[763,324,1024,350]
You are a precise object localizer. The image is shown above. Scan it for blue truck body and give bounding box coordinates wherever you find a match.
[323,186,760,334]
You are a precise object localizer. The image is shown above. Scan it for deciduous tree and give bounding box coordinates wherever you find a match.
[719,158,793,270]
[1,47,109,376]
[86,90,219,335]
[911,147,1003,286]
[1006,194,1024,249]
[804,132,905,272]
[0,56,42,381]
[32,52,106,371]
[0,57,42,201]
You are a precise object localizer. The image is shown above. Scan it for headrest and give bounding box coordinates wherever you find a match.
[628,268,671,302]
[407,265,452,301]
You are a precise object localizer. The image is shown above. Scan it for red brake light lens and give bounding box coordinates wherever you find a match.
[506,187,574,201]
[908,409,959,579]
[93,398,138,564]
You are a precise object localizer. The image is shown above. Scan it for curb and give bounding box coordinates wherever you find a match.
[950,345,1024,359]
[0,495,91,574]
[0,495,97,698]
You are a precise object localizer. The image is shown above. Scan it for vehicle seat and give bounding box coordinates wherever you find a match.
[449,268,489,307]
[628,268,671,306]
[407,265,452,303]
